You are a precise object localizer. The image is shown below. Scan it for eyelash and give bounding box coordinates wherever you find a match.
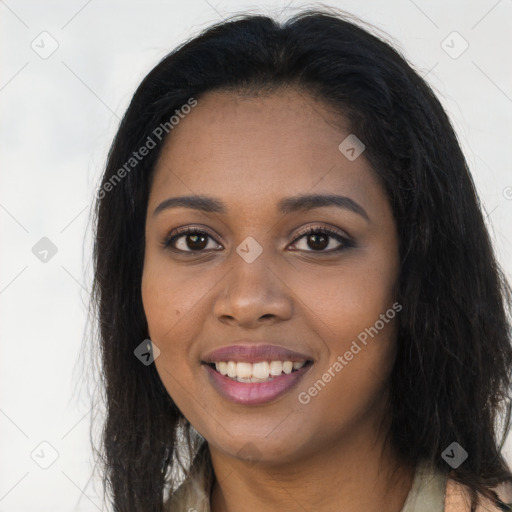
[161,225,353,255]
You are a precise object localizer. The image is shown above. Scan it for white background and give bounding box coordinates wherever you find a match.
[1,1,511,510]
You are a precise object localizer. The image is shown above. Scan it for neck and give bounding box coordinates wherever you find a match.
[209,414,414,512]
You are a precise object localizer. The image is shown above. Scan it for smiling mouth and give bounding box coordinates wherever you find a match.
[205,360,314,383]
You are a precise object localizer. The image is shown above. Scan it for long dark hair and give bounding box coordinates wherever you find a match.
[89,7,512,511]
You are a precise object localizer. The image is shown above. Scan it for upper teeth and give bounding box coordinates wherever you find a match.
[214,360,306,381]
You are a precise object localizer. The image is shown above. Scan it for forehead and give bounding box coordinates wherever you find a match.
[148,88,383,215]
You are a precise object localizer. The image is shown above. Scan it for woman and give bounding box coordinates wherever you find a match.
[90,7,512,512]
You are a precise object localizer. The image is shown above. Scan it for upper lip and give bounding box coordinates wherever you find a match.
[202,342,313,364]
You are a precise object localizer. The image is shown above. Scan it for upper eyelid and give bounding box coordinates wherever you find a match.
[293,224,349,240]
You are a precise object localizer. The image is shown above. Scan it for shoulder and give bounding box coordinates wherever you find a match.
[445,477,512,512]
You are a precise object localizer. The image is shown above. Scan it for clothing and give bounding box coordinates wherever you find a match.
[400,460,447,512]
[165,448,512,512]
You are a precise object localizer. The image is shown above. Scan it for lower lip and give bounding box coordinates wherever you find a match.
[204,364,312,405]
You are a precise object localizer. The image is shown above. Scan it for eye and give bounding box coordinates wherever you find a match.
[161,225,353,255]
[289,225,352,253]
[162,227,222,253]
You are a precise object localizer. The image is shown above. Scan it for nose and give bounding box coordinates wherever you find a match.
[212,248,293,328]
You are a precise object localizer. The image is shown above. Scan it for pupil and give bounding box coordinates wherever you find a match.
[187,234,207,250]
[309,234,327,250]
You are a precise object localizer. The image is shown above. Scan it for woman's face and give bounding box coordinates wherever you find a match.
[142,88,400,465]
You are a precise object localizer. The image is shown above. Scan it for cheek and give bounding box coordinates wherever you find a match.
[141,258,192,379]
[140,257,218,408]
[294,267,398,433]
[141,253,209,344]
[295,247,399,396]
[301,255,398,340]
[141,267,207,426]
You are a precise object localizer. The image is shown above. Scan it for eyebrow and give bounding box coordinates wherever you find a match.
[153,193,369,221]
